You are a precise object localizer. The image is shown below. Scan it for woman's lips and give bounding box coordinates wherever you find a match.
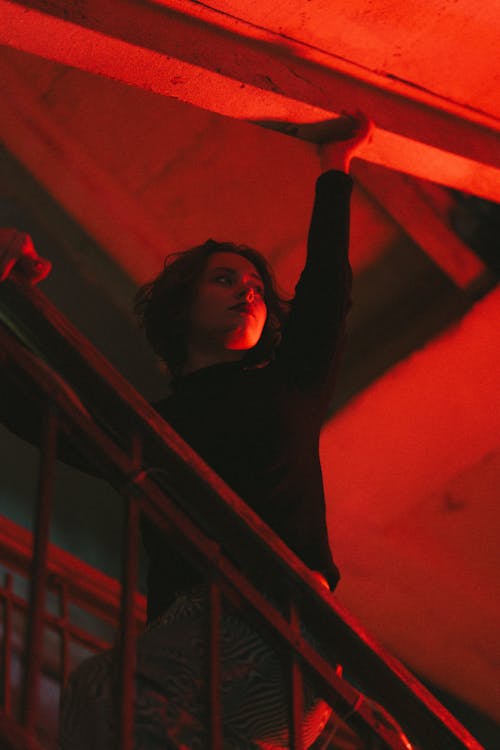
[229,303,254,316]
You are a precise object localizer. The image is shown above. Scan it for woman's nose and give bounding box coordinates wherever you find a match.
[238,285,255,302]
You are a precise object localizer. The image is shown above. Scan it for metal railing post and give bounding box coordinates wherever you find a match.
[289,596,304,750]
[58,582,70,688]
[118,494,140,750]
[208,578,223,749]
[1,573,13,717]
[22,404,58,731]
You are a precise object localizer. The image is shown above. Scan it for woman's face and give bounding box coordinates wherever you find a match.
[188,252,268,352]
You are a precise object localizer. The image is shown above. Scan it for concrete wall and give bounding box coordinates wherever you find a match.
[323,286,500,718]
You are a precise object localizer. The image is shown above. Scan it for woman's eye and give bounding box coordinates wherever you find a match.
[214,275,232,285]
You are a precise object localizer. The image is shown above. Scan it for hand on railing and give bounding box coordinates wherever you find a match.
[0,229,89,425]
[0,229,52,285]
[311,570,330,590]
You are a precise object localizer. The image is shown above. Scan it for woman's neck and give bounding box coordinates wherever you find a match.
[182,347,244,376]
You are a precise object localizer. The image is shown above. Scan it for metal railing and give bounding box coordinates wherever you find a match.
[0,276,485,750]
[0,513,147,731]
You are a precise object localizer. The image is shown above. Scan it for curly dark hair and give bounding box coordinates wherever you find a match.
[134,239,289,376]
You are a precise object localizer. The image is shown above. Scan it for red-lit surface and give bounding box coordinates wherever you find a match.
[0,0,499,200]
[323,286,500,719]
[0,0,498,732]
[199,0,500,118]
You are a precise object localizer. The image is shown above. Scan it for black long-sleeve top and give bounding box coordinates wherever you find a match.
[143,170,353,620]
[0,171,353,622]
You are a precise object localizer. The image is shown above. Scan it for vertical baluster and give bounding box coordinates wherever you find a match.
[289,597,304,750]
[118,494,140,750]
[117,434,143,750]
[2,573,13,717]
[59,582,70,688]
[22,404,58,730]
[208,578,222,750]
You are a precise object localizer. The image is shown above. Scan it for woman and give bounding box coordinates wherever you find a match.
[0,113,373,749]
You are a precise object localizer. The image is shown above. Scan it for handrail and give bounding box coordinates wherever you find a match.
[0,275,485,750]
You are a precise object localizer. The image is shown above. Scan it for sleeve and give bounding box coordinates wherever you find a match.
[0,368,44,442]
[0,359,102,476]
[275,170,353,398]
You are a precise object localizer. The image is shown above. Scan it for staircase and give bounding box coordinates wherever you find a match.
[0,276,485,750]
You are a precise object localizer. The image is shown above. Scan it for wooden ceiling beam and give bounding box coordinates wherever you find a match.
[0,0,499,201]
[0,54,168,283]
[353,162,489,291]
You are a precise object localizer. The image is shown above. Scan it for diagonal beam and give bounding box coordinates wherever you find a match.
[353,162,488,290]
[0,0,499,201]
[0,54,169,283]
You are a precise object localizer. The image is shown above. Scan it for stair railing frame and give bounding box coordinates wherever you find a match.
[0,276,485,750]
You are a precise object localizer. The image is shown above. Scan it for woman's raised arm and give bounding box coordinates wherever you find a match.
[274,113,374,396]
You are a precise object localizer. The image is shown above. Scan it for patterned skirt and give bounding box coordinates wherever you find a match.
[58,588,337,749]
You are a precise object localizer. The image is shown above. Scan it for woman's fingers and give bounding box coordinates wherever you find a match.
[311,570,330,590]
[17,254,53,284]
[340,110,374,146]
[354,110,374,143]
[0,229,51,285]
[0,255,18,283]
[319,111,374,172]
[0,229,25,281]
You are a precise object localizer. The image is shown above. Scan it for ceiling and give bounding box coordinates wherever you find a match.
[200,0,500,118]
[1,0,499,201]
